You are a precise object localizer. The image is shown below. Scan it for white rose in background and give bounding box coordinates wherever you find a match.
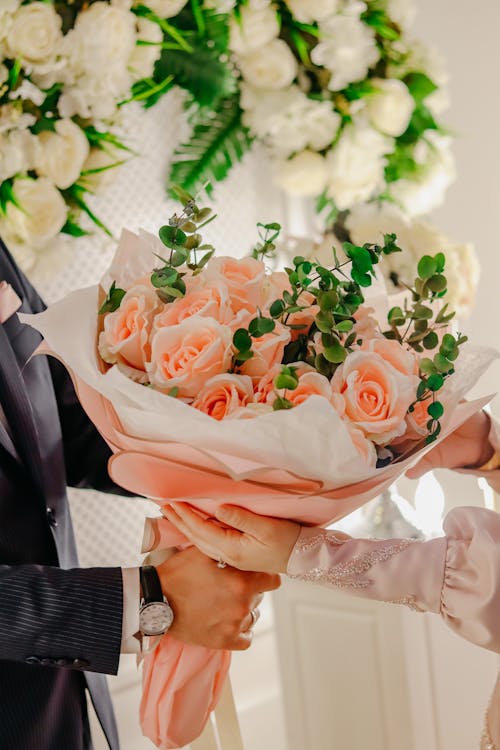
[394,40,450,116]
[0,130,40,182]
[386,0,416,31]
[366,78,414,137]
[389,132,456,216]
[274,150,328,196]
[229,3,279,55]
[3,178,67,246]
[146,0,189,18]
[129,18,163,80]
[346,202,479,318]
[311,12,380,91]
[241,84,341,156]
[5,2,62,65]
[9,79,45,107]
[284,0,339,23]
[79,146,125,193]
[36,119,90,190]
[0,104,36,135]
[238,39,298,90]
[59,1,137,119]
[325,121,391,210]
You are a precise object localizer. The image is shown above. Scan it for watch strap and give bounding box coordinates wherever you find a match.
[139,565,164,604]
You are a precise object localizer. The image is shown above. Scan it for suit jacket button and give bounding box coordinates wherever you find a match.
[56,658,69,667]
[72,658,90,669]
[25,656,40,664]
[46,507,58,528]
[40,658,54,666]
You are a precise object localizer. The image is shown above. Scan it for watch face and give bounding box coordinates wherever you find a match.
[139,602,174,636]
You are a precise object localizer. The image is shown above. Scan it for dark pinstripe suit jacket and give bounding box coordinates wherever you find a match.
[0,238,125,750]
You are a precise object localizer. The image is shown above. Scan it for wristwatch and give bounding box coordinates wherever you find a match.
[139,566,174,637]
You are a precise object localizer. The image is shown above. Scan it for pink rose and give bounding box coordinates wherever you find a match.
[98,284,160,371]
[240,322,291,381]
[280,371,337,408]
[360,337,419,377]
[331,350,417,444]
[204,256,266,313]
[353,305,379,340]
[253,361,314,404]
[192,373,254,420]
[153,282,233,329]
[147,317,233,398]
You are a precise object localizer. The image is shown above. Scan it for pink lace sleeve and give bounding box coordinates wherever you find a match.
[287,527,447,614]
[287,506,500,649]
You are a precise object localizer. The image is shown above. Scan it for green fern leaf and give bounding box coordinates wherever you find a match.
[169,94,253,196]
[154,43,236,109]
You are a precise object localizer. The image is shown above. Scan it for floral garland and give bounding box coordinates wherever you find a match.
[170,0,455,223]
[0,0,457,284]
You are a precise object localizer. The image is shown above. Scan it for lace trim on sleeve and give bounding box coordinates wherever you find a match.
[290,538,415,590]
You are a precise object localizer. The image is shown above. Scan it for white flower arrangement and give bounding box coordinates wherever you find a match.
[222,0,454,219]
[0,0,166,277]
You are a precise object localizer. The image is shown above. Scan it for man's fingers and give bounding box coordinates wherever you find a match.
[215,505,271,539]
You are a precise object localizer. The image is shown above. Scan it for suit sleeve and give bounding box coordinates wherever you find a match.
[0,564,123,674]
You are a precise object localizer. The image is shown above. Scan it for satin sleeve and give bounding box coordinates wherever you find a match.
[287,506,500,653]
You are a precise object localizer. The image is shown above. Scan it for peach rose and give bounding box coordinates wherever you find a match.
[253,361,314,404]
[353,305,379,340]
[153,282,233,329]
[204,256,266,313]
[240,321,291,381]
[98,284,160,371]
[331,350,417,444]
[360,336,419,376]
[192,373,254,420]
[405,396,433,440]
[280,371,336,408]
[147,317,233,398]
[346,423,377,467]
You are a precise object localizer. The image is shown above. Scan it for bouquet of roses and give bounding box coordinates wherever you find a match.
[22,187,496,749]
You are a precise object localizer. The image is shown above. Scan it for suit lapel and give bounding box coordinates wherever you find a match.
[0,313,45,495]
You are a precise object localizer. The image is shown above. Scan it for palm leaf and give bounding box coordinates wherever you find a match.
[154,43,236,109]
[169,94,253,196]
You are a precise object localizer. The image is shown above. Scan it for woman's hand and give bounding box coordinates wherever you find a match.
[407,410,493,479]
[163,503,301,574]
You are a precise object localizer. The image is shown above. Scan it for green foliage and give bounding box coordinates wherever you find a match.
[150,186,218,302]
[99,282,126,315]
[154,45,236,109]
[169,94,253,197]
[383,252,467,442]
[251,222,282,261]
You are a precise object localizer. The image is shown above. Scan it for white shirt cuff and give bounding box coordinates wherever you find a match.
[121,567,140,654]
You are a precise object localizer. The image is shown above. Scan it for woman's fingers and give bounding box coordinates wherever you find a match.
[214,505,271,540]
[166,503,241,558]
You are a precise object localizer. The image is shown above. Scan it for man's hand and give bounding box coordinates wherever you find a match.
[156,546,280,651]
[406,410,493,479]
